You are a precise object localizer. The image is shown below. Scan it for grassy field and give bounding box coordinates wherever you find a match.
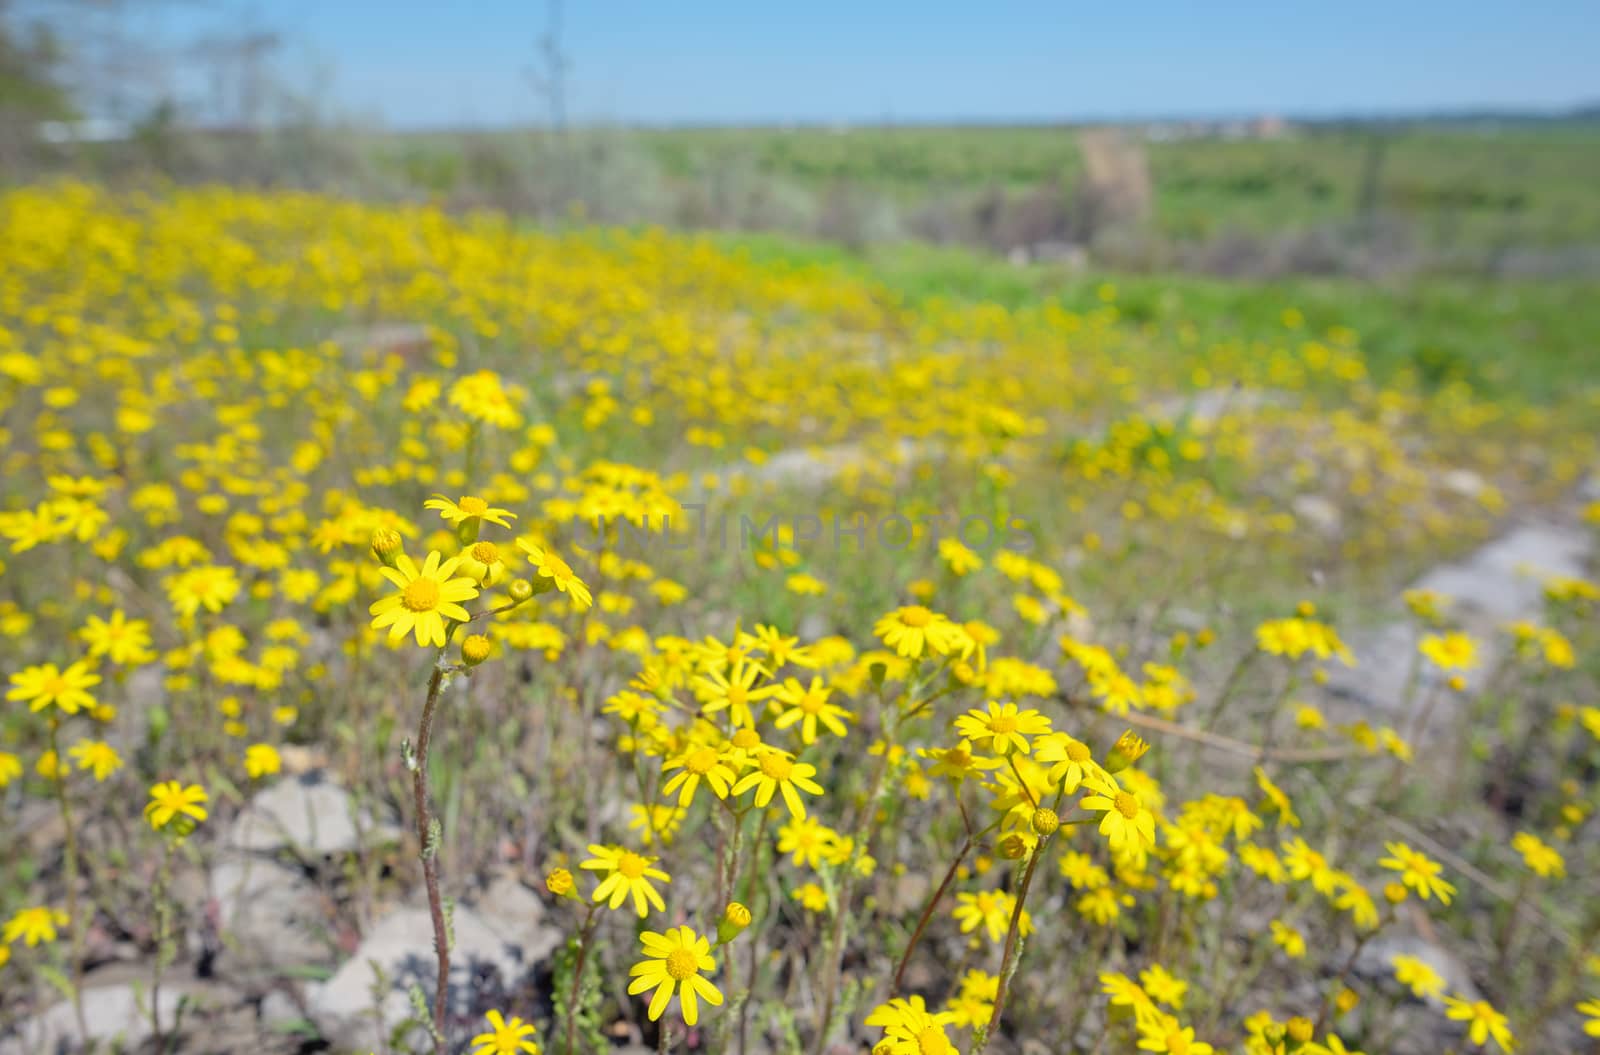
[372,123,1600,257]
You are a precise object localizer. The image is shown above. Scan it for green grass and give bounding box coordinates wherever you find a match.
[711,230,1600,408]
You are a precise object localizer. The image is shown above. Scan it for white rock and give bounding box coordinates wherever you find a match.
[228,773,401,856]
[210,853,330,970]
[306,904,545,1053]
[1,982,189,1055]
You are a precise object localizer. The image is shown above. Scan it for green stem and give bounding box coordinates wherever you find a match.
[48,722,89,1044]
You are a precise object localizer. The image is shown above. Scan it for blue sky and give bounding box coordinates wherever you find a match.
[139,1,1599,128]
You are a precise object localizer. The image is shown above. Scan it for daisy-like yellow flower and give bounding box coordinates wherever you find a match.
[921,740,1003,783]
[1139,965,1188,1009]
[78,610,156,666]
[163,564,241,618]
[864,994,958,1055]
[424,494,516,529]
[1378,841,1455,904]
[660,743,737,807]
[144,780,209,831]
[873,605,968,660]
[7,660,101,714]
[628,926,722,1026]
[1080,773,1156,852]
[368,550,479,647]
[1034,732,1103,791]
[244,743,282,779]
[953,889,1031,944]
[1442,995,1514,1052]
[1136,1013,1214,1055]
[458,539,507,586]
[580,844,670,916]
[771,676,851,743]
[694,657,777,729]
[953,700,1052,755]
[1390,954,1446,1000]
[469,1008,540,1054]
[731,747,824,819]
[515,538,592,610]
[3,906,68,946]
[67,739,122,782]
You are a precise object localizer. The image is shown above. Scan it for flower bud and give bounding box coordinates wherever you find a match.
[507,578,535,603]
[1030,807,1060,836]
[1105,730,1150,773]
[370,528,403,567]
[998,832,1031,860]
[1334,987,1359,1014]
[461,634,492,667]
[545,868,576,898]
[1286,1017,1315,1044]
[717,902,752,944]
[1383,881,1409,905]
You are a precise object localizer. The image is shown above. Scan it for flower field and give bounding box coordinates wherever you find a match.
[0,183,1597,1054]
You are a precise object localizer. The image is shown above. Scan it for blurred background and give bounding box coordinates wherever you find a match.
[3,0,1598,282]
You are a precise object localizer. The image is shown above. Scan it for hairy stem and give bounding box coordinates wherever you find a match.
[411,656,450,1054]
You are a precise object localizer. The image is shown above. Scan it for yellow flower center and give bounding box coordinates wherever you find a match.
[544,555,573,581]
[798,691,826,714]
[988,714,1018,734]
[726,685,748,709]
[617,851,648,879]
[686,747,719,774]
[759,754,794,781]
[1066,740,1090,761]
[470,541,500,563]
[1166,1031,1189,1055]
[731,728,761,750]
[664,948,698,981]
[402,577,441,612]
[1114,791,1140,819]
[458,496,488,516]
[946,746,971,767]
[40,675,68,697]
[899,605,933,628]
[916,1026,950,1055]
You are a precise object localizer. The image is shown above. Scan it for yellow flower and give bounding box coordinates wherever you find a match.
[244,743,282,779]
[1511,830,1564,878]
[0,751,21,788]
[1576,998,1600,1037]
[953,889,1030,944]
[1270,920,1306,958]
[873,605,968,660]
[1419,632,1477,672]
[694,657,777,729]
[368,550,479,647]
[515,538,592,609]
[792,882,829,913]
[1390,954,1445,1000]
[424,494,516,528]
[469,1009,540,1055]
[628,926,722,1026]
[1139,965,1188,1009]
[580,844,670,916]
[865,995,958,1055]
[163,564,241,618]
[953,700,1052,756]
[3,906,68,946]
[921,740,1002,783]
[1378,841,1455,904]
[7,660,101,714]
[1442,995,1514,1052]
[731,747,824,819]
[78,610,155,666]
[771,676,851,743]
[144,780,209,831]
[660,743,737,807]
[1136,1015,1214,1055]
[1080,773,1156,852]
[67,739,122,782]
